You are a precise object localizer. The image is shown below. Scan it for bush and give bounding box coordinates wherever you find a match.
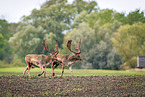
[11,58,26,67]
[0,60,10,68]
[120,57,137,70]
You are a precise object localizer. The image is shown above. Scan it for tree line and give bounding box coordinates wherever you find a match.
[1,0,145,69]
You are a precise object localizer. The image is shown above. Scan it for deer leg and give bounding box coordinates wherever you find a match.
[51,63,55,76]
[38,65,45,76]
[51,61,61,76]
[69,66,73,76]
[43,67,46,77]
[27,64,31,78]
[24,61,31,78]
[22,66,28,77]
[60,64,65,78]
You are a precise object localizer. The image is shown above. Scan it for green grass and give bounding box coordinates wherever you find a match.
[0,67,145,76]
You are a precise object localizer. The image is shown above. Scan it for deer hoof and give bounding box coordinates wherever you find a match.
[53,73,55,76]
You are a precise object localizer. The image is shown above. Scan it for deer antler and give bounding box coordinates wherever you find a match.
[42,38,55,55]
[67,40,81,54]
[75,39,81,54]
[54,40,59,55]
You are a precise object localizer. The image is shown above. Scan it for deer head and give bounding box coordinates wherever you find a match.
[67,39,81,61]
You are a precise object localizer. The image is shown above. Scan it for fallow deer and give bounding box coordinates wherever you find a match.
[22,38,59,78]
[52,40,81,77]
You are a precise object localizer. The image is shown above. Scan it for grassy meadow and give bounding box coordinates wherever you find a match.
[0,67,145,76]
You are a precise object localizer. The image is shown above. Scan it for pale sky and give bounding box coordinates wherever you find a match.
[0,0,145,23]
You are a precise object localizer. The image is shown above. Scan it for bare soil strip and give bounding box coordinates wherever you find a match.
[0,75,145,96]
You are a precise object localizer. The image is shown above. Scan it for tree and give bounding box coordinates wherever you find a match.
[0,19,14,63]
[62,22,95,68]
[72,0,98,14]
[111,22,145,69]
[125,9,145,25]
[88,21,123,69]
[72,9,126,29]
[71,11,99,29]
[0,34,6,60]
[88,41,122,69]
[9,24,51,58]
[0,19,11,39]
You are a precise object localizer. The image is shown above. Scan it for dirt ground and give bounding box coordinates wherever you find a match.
[0,75,145,96]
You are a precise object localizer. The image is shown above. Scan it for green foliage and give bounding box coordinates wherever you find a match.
[72,0,98,14]
[112,22,145,68]
[98,9,115,25]
[88,41,122,69]
[0,34,6,60]
[9,24,44,58]
[71,9,123,29]
[10,55,25,67]
[125,9,145,25]
[0,60,10,68]
[0,19,11,39]
[88,21,123,70]
[0,19,17,63]
[0,19,13,62]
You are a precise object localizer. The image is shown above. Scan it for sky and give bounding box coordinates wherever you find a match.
[0,0,145,23]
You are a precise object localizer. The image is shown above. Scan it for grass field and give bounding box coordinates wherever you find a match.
[0,67,145,76]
